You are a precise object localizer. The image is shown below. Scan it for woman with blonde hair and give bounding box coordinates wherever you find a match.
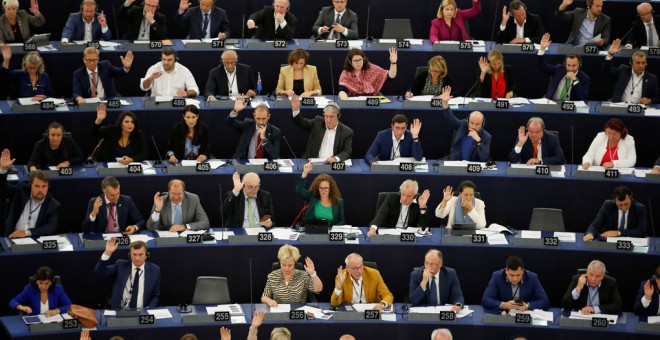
[430,0,481,43]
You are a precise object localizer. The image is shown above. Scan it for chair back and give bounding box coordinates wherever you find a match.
[415,66,428,79]
[191,276,231,304]
[529,208,565,232]
[376,192,397,211]
[382,19,413,40]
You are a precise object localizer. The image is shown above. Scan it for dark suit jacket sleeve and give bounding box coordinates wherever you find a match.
[263,125,281,159]
[280,13,297,40]
[482,271,503,311]
[61,13,78,41]
[405,131,423,161]
[31,197,60,237]
[623,201,648,238]
[507,137,523,163]
[82,197,100,232]
[408,268,427,306]
[409,72,426,95]
[262,191,276,226]
[633,281,659,316]
[475,131,492,162]
[586,200,609,236]
[72,68,86,99]
[222,191,242,227]
[561,275,584,310]
[600,277,623,313]
[647,74,660,104]
[365,131,385,163]
[446,269,465,305]
[526,14,546,44]
[572,71,590,101]
[335,124,353,161]
[411,205,428,229]
[443,107,462,130]
[371,193,396,227]
[129,132,148,162]
[150,12,168,40]
[542,133,566,165]
[291,112,314,132]
[334,198,345,225]
[126,197,145,229]
[204,68,220,97]
[526,272,550,310]
[187,193,210,230]
[146,263,161,307]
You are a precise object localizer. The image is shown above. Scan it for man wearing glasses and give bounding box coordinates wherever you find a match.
[119,0,168,40]
[312,0,359,40]
[222,172,275,228]
[331,253,393,310]
[72,47,133,104]
[409,249,464,309]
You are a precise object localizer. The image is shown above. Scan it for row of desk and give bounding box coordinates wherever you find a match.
[2,304,660,339]
[2,160,659,236]
[2,40,659,101]
[0,229,658,318]
[1,97,659,167]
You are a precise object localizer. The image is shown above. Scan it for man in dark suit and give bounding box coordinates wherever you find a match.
[604,39,659,105]
[95,238,160,309]
[290,96,353,163]
[246,0,297,40]
[556,0,610,47]
[633,266,660,316]
[409,249,464,309]
[561,260,623,314]
[537,33,590,101]
[61,0,111,44]
[508,117,565,165]
[227,95,281,159]
[583,186,648,241]
[118,0,167,40]
[175,0,230,39]
[1,149,60,238]
[205,50,257,99]
[496,0,545,44]
[222,172,275,228]
[367,179,430,237]
[312,0,359,40]
[439,86,491,161]
[365,114,423,164]
[482,256,550,312]
[146,179,209,232]
[72,47,133,104]
[625,3,660,49]
[82,176,144,234]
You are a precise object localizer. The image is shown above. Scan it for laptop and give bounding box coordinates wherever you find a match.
[450,222,477,236]
[303,219,330,234]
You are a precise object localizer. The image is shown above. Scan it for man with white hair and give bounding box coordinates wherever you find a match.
[624,2,660,48]
[431,328,453,340]
[222,172,274,228]
[205,50,256,99]
[367,179,430,237]
[331,253,393,309]
[561,260,623,314]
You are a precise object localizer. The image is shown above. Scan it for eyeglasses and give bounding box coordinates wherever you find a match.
[319,186,330,191]
[245,185,260,191]
[348,265,363,271]
[144,3,158,8]
[351,58,363,63]
[424,261,441,267]
[84,58,99,62]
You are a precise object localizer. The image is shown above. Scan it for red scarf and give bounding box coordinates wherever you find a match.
[339,64,388,96]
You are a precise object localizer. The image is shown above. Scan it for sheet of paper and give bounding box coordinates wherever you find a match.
[295,305,329,319]
[569,311,618,324]
[606,236,649,247]
[213,231,234,240]
[147,308,173,319]
[530,98,556,105]
[38,313,64,323]
[406,95,435,102]
[103,310,117,316]
[351,303,384,312]
[18,97,40,105]
[244,227,267,235]
[487,233,509,245]
[180,230,205,237]
[128,234,154,243]
[155,96,173,102]
[550,232,574,242]
[485,224,514,234]
[207,160,226,169]
[207,304,244,315]
[156,231,179,238]
[231,315,247,323]
[648,315,660,324]
[644,108,660,116]
[269,304,291,313]
[506,97,530,105]
[634,169,651,178]
[270,228,300,240]
[12,238,38,245]
[99,41,121,47]
[377,228,419,235]
[520,230,541,239]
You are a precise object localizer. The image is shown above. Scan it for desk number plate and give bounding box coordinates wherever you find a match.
[331,162,346,171]
[604,169,619,179]
[258,232,273,242]
[195,162,211,172]
[58,167,74,176]
[264,162,279,171]
[139,315,155,325]
[467,164,482,173]
[543,237,559,246]
[515,314,531,324]
[366,97,380,106]
[400,232,416,242]
[215,311,230,321]
[42,240,58,250]
[471,234,487,244]
[290,310,306,320]
[592,317,608,328]
[329,232,344,241]
[535,165,550,176]
[116,236,131,246]
[616,240,633,251]
[186,234,202,243]
[439,311,455,321]
[63,319,79,329]
[364,310,380,320]
[127,164,142,174]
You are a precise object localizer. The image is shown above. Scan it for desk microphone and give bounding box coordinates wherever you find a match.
[282,136,300,170]
[218,183,225,240]
[241,14,245,40]
[490,0,500,42]
[151,135,165,168]
[649,197,656,251]
[463,79,480,98]
[111,5,120,41]
[84,138,104,167]
[570,125,574,176]
[249,257,254,312]
[619,27,635,45]
[328,58,336,98]
[365,5,370,39]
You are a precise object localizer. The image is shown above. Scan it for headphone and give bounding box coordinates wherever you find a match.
[563,53,583,69]
[127,241,151,259]
[629,51,648,66]
[468,111,486,128]
[324,102,341,118]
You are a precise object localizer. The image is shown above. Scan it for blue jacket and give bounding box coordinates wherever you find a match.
[9,284,71,315]
[365,129,423,163]
[508,130,565,165]
[82,195,144,233]
[61,12,112,41]
[634,280,660,316]
[95,258,160,310]
[482,269,549,311]
[409,266,464,306]
[175,5,230,39]
[586,199,648,238]
[72,61,128,100]
[603,58,660,104]
[538,54,590,100]
[227,114,281,159]
[443,108,491,162]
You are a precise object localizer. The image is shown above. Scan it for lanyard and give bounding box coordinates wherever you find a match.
[588,287,599,306]
[391,140,401,160]
[512,284,520,299]
[351,278,363,303]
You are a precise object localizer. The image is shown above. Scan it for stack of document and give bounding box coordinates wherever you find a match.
[509,309,554,325]
[206,304,245,315]
[37,235,73,251]
[409,305,474,318]
[295,305,333,320]
[146,308,173,319]
[309,158,353,166]
[606,236,649,247]
[377,228,420,235]
[569,311,618,324]
[180,159,226,169]
[102,233,154,243]
[578,165,635,175]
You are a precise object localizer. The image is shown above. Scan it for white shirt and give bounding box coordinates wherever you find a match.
[273,13,288,31]
[499,19,530,43]
[86,66,106,99]
[15,197,43,235]
[334,275,365,303]
[319,126,337,159]
[396,203,411,228]
[514,139,543,163]
[225,69,239,95]
[140,62,200,96]
[621,71,645,103]
[122,264,145,309]
[391,132,404,159]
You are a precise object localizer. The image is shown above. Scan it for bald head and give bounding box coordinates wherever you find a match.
[637,2,654,23]
[339,335,356,340]
[468,111,484,132]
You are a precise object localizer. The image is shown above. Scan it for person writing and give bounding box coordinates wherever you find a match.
[338,48,397,99]
[582,118,636,169]
[9,266,71,316]
[405,55,458,98]
[296,162,345,226]
[261,245,322,306]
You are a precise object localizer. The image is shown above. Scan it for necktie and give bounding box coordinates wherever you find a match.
[648,23,655,47]
[129,268,141,308]
[276,24,282,38]
[619,212,626,231]
[256,134,263,158]
[247,198,256,228]
[429,277,438,305]
[202,13,209,38]
[532,141,539,159]
[559,78,571,101]
[333,14,341,40]
[91,71,97,97]
[174,204,182,225]
[106,203,116,232]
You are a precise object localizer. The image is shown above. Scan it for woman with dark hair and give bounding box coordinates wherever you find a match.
[9,266,71,316]
[477,49,515,99]
[28,122,83,171]
[166,105,211,163]
[1,45,52,100]
[91,104,147,164]
[405,55,458,98]
[430,0,481,43]
[276,48,322,97]
[435,180,486,229]
[337,47,397,99]
[296,162,344,226]
[582,118,636,169]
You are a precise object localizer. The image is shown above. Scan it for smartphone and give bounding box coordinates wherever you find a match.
[651,275,659,292]
[514,299,524,306]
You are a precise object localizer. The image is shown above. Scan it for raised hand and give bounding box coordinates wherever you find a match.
[120,51,134,69]
[478,56,489,74]
[644,279,655,299]
[104,237,118,256]
[304,256,316,274]
[388,47,398,64]
[29,0,39,15]
[95,103,107,123]
[516,126,528,147]
[417,189,430,208]
[232,172,243,192]
[608,38,622,56]
[501,6,510,24]
[442,186,453,202]
[290,94,300,112]
[153,192,164,212]
[2,44,12,64]
[336,266,347,287]
[540,33,551,51]
[234,94,246,112]
[251,310,265,328]
[0,148,16,171]
[179,0,191,12]
[302,161,313,177]
[219,327,231,340]
[410,118,422,139]
[98,11,107,28]
[439,85,452,106]
[144,11,155,24]
[246,20,257,29]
